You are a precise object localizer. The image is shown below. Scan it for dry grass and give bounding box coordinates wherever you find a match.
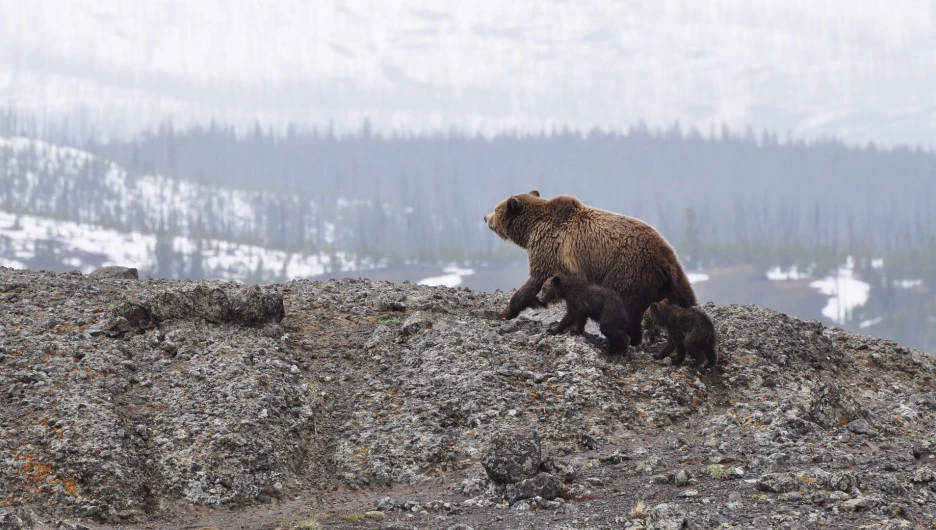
[628,500,649,519]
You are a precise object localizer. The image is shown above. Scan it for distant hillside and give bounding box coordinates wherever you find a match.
[0,137,385,280]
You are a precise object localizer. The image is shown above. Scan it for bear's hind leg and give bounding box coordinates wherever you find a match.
[701,345,717,370]
[670,340,688,366]
[685,329,717,370]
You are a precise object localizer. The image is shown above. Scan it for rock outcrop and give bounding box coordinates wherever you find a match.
[0,267,934,529]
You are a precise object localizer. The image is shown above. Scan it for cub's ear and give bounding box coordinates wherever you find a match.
[552,275,561,287]
[528,189,540,197]
[660,297,670,304]
[507,197,522,214]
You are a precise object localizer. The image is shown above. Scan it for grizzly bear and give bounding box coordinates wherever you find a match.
[536,274,633,355]
[483,190,696,345]
[642,299,718,369]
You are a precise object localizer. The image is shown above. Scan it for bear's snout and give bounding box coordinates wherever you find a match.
[484,213,496,230]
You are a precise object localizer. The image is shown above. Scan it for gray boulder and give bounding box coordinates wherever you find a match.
[506,472,561,503]
[647,502,687,530]
[482,427,542,484]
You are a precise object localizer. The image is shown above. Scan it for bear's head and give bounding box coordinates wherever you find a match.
[483,190,544,245]
[641,298,671,331]
[536,275,563,306]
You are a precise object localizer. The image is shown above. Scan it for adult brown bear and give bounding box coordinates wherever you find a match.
[483,190,696,345]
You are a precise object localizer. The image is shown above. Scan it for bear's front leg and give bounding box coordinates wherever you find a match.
[547,310,577,334]
[653,341,675,360]
[502,276,546,319]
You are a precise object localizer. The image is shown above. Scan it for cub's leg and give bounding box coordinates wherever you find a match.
[599,320,631,356]
[670,336,688,366]
[548,310,578,334]
[653,341,675,360]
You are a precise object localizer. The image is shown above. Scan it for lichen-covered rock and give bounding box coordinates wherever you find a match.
[399,311,433,337]
[842,494,885,512]
[89,266,139,279]
[0,270,308,518]
[505,472,561,503]
[646,502,687,530]
[482,427,542,484]
[147,283,285,325]
[803,384,867,429]
[0,509,34,530]
[105,283,285,337]
[757,472,799,493]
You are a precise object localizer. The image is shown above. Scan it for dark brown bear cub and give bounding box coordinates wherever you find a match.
[642,299,718,369]
[536,274,632,356]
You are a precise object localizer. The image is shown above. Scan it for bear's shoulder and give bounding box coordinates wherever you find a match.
[547,195,583,210]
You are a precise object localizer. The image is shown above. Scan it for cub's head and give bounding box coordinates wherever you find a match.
[536,275,563,306]
[641,298,670,330]
[483,190,543,246]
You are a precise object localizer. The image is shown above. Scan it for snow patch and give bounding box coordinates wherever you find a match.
[687,272,709,284]
[766,265,812,280]
[418,265,475,288]
[894,279,922,289]
[809,256,870,325]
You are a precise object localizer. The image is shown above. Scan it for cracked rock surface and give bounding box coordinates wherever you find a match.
[0,268,935,530]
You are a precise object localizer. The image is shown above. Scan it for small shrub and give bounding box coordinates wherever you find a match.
[703,464,731,480]
[628,500,649,519]
[289,518,321,530]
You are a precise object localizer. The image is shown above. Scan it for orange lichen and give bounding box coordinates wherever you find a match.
[19,454,54,484]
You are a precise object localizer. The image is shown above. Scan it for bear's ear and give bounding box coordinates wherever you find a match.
[507,197,523,214]
[660,298,670,305]
[528,189,540,197]
[552,275,561,287]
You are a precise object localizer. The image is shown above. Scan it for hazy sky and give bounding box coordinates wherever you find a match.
[1,0,934,146]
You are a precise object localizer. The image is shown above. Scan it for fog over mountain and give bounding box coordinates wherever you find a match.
[1,0,934,146]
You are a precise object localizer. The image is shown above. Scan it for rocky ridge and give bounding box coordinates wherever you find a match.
[0,267,934,529]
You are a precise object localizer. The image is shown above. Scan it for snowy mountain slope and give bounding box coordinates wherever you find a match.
[0,135,420,279]
[0,210,363,281]
[0,136,320,245]
[1,0,933,146]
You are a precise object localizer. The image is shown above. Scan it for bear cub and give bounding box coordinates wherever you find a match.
[536,274,633,356]
[642,299,718,370]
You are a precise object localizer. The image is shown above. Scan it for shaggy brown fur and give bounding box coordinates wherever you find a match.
[642,299,718,369]
[536,274,632,355]
[484,190,696,345]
